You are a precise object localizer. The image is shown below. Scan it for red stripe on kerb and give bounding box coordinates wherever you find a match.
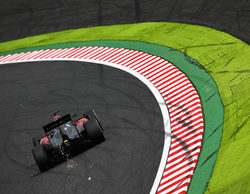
[23,50,42,60]
[61,47,80,58]
[132,56,159,71]
[1,53,20,62]
[97,48,122,61]
[0,47,204,194]
[125,53,152,68]
[158,173,193,193]
[74,47,98,58]
[102,48,129,62]
[33,49,54,59]
[138,59,167,75]
[88,47,113,60]
[111,50,140,64]
[64,47,86,58]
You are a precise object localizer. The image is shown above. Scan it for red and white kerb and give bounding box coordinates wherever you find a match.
[0,47,204,194]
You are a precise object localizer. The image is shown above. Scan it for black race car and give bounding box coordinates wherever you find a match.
[32,110,105,172]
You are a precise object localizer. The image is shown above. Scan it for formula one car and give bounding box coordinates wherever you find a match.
[32,110,105,172]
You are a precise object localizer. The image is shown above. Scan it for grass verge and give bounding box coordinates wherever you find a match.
[0,22,249,193]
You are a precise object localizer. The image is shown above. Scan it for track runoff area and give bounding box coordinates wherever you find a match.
[0,46,204,194]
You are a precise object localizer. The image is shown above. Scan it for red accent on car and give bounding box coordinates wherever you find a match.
[76,118,87,124]
[78,122,84,128]
[76,118,88,129]
[40,136,51,145]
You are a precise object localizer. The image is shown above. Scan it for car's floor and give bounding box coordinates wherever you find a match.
[0,61,164,194]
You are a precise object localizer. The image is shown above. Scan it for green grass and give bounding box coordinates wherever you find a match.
[0,22,250,193]
[0,39,224,194]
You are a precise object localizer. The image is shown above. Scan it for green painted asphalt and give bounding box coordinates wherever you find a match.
[0,39,224,193]
[0,22,249,194]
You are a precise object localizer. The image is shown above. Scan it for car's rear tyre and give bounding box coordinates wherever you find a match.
[84,118,105,145]
[32,145,52,172]
[83,109,104,132]
[32,136,41,147]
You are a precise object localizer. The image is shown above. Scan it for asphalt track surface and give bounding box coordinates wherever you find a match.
[0,0,249,43]
[0,1,247,193]
[0,61,164,194]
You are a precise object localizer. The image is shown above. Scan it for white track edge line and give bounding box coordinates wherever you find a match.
[0,57,171,194]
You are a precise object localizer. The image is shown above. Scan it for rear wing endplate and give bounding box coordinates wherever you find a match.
[43,114,72,133]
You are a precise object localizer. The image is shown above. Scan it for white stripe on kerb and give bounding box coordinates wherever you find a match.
[0,47,204,194]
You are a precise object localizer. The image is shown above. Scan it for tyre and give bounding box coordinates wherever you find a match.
[84,118,105,145]
[84,109,104,132]
[32,145,52,172]
[32,136,41,147]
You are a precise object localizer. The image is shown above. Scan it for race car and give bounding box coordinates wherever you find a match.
[32,110,105,172]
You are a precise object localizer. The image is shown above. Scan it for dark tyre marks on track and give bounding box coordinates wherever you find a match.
[0,61,164,194]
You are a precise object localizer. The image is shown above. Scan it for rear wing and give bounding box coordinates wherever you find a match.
[43,114,72,133]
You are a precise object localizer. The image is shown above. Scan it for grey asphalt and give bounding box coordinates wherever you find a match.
[0,0,249,43]
[0,1,246,193]
[0,61,164,194]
